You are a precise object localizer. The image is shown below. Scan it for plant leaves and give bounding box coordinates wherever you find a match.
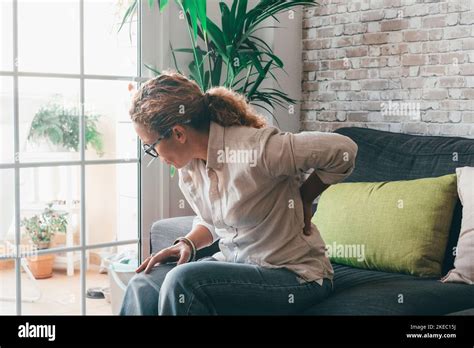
[118,0,138,33]
[220,2,232,45]
[159,0,169,12]
[247,59,273,97]
[144,63,161,75]
[195,0,207,39]
[169,42,183,75]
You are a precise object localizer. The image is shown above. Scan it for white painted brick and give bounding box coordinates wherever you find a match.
[408,66,419,76]
[385,9,399,19]
[460,11,474,24]
[448,0,472,14]
[440,124,472,137]
[449,111,462,123]
[368,69,380,78]
[447,13,460,26]
[389,123,402,132]
[367,22,381,33]
[409,17,422,29]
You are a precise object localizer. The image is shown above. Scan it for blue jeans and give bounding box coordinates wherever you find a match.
[119,257,334,315]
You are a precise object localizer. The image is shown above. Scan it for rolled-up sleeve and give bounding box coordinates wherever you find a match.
[178,167,220,244]
[192,214,219,243]
[260,128,358,185]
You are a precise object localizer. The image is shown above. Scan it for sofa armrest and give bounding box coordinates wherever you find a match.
[150,215,220,259]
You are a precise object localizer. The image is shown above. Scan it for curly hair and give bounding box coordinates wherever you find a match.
[129,69,267,136]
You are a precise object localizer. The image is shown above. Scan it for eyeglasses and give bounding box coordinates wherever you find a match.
[142,120,192,159]
[142,129,171,158]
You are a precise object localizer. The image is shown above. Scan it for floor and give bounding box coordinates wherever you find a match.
[0,266,113,315]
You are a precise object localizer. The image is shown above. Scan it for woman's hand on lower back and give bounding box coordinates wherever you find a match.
[302,199,313,236]
[135,241,192,274]
[300,170,330,236]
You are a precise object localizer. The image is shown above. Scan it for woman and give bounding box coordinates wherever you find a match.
[120,70,358,315]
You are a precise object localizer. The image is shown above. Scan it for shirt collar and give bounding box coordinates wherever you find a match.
[205,121,225,170]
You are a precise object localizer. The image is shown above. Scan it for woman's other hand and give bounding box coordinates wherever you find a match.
[135,241,192,274]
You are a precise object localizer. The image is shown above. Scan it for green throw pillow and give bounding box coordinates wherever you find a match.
[312,173,458,277]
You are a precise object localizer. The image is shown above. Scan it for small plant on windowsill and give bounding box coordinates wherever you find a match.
[27,96,105,157]
[21,202,68,279]
[21,202,68,250]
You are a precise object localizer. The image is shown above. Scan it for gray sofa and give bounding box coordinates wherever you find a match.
[150,127,474,315]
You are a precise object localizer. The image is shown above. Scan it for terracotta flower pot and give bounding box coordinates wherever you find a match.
[27,254,56,279]
[0,259,15,270]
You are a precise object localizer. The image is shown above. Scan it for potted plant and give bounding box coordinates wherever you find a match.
[121,0,317,121]
[21,203,69,279]
[27,96,105,156]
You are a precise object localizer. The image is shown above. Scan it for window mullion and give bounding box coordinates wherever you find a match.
[0,71,149,82]
[79,0,86,316]
[137,0,143,267]
[12,0,21,316]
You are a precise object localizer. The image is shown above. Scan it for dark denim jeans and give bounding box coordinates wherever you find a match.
[119,257,333,315]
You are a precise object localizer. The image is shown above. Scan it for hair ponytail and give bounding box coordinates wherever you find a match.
[130,69,267,135]
[203,86,267,129]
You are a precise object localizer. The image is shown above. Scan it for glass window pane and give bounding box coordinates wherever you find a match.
[19,77,80,162]
[86,244,138,315]
[0,77,14,163]
[0,169,14,259]
[20,166,81,249]
[18,0,79,73]
[86,163,138,245]
[0,168,16,315]
[84,0,138,76]
[0,258,17,314]
[22,251,80,315]
[0,0,13,71]
[85,80,138,160]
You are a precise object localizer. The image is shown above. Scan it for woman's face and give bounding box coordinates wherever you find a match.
[133,122,193,169]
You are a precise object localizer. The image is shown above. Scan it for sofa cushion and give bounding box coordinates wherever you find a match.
[304,264,474,315]
[442,166,474,284]
[334,127,474,275]
[312,174,458,277]
[328,263,418,293]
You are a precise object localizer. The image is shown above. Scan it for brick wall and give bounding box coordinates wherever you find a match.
[301,0,474,138]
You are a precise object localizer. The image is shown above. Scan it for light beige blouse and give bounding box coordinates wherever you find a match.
[178,121,358,284]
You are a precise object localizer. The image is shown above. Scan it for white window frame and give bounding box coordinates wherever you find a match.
[139,0,178,259]
[0,0,169,315]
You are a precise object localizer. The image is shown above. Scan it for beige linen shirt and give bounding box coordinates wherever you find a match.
[178,121,358,284]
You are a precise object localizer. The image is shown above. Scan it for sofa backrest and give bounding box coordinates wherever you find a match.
[334,127,474,275]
